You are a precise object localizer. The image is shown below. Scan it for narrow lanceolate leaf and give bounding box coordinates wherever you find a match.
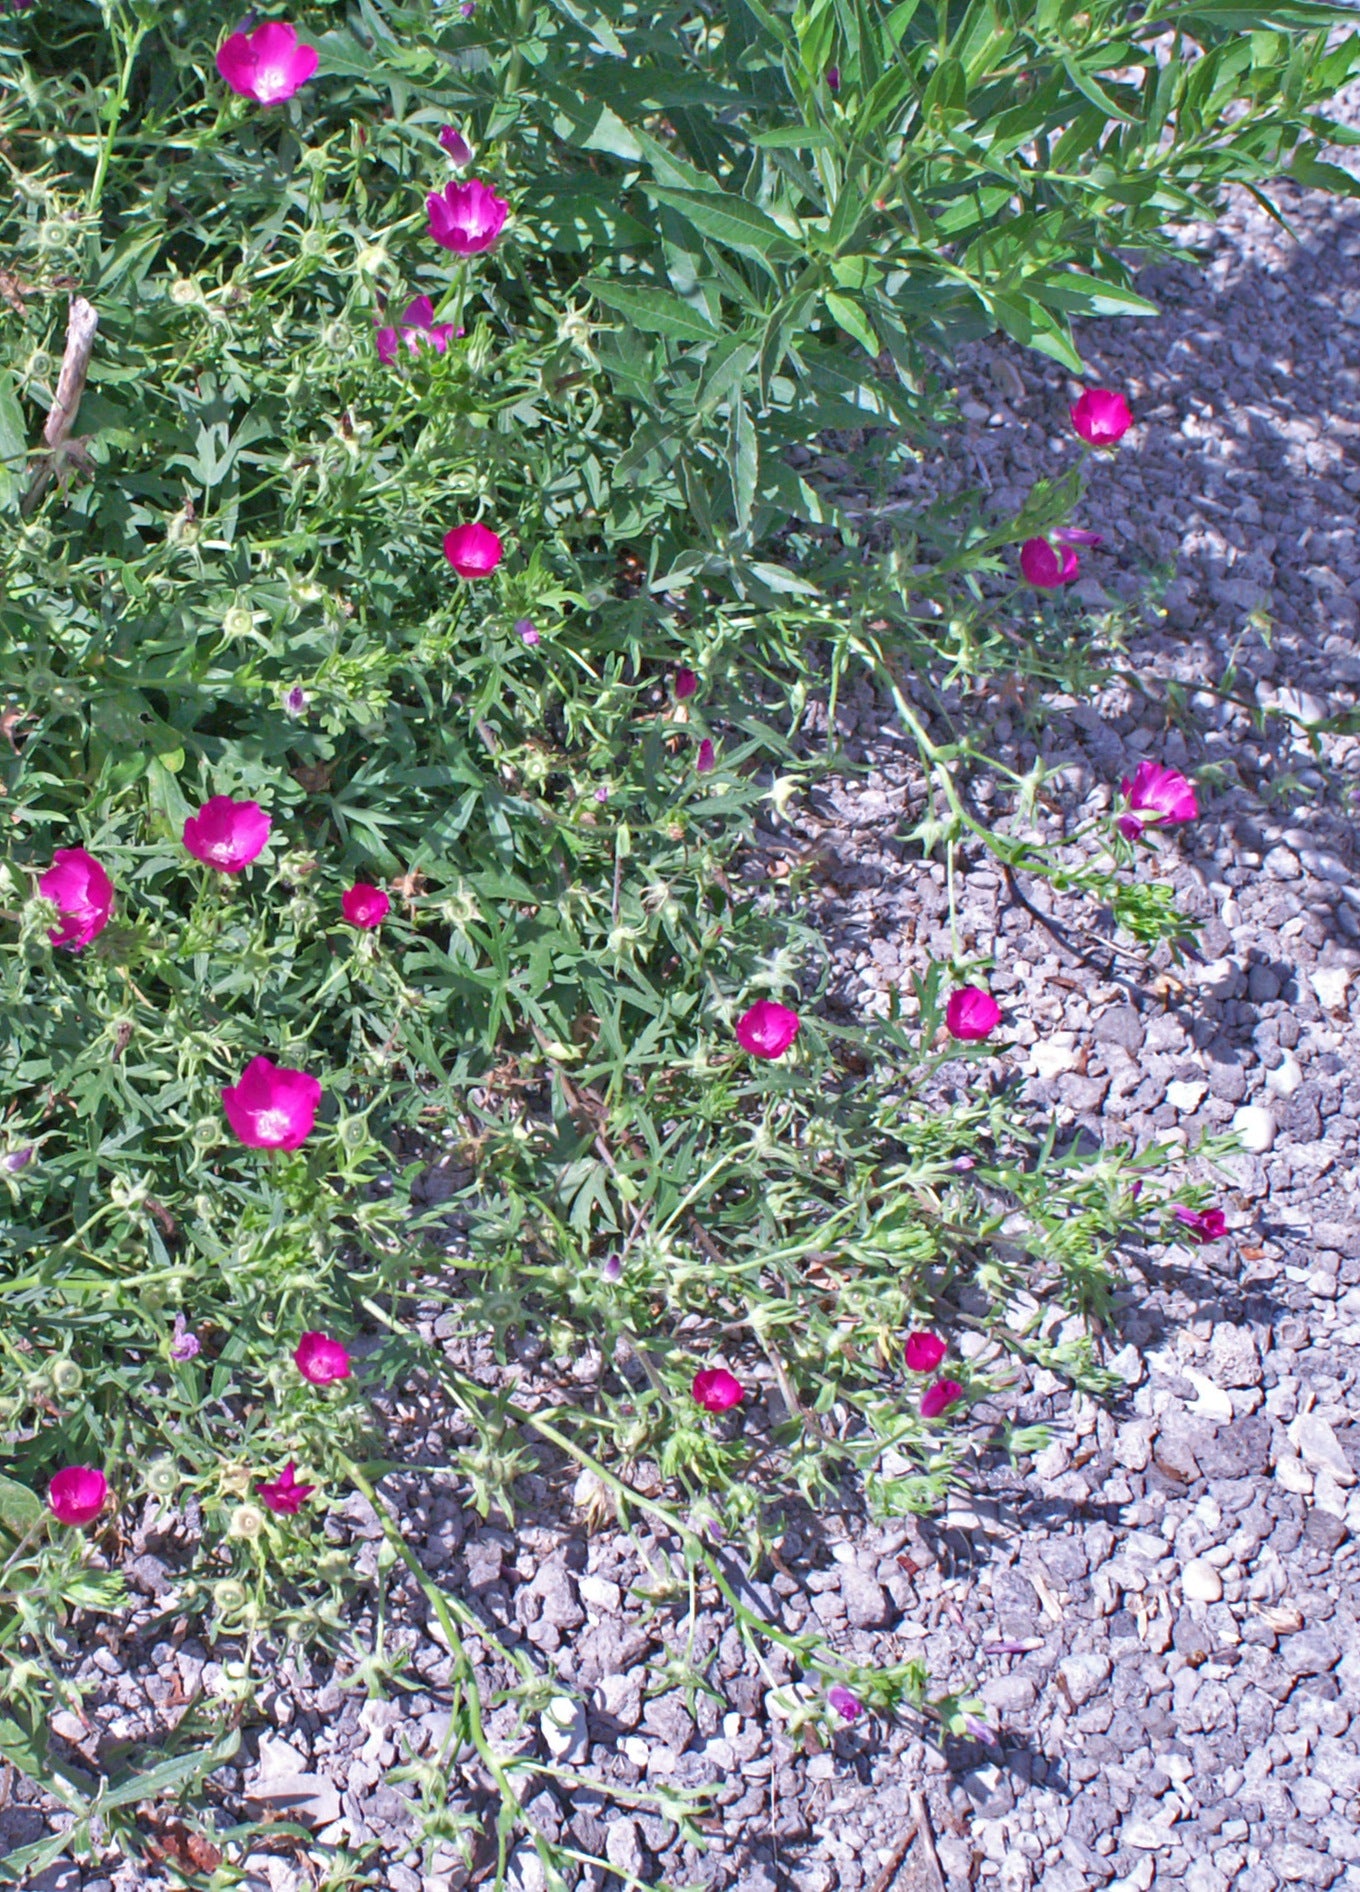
[643,186,802,261]
[729,394,758,531]
[586,280,722,342]
[823,288,880,357]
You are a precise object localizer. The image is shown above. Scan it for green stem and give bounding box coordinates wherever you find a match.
[87,20,147,234]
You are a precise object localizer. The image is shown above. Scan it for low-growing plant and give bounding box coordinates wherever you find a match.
[1,0,1353,1880]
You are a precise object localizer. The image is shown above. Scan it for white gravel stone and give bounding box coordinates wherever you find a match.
[1232,1104,1277,1152]
[1181,1558,1224,1603]
[1289,1412,1356,1487]
[540,1696,587,1762]
[1275,1455,1315,1495]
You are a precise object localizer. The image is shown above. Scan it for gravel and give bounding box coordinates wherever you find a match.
[9,104,1360,1892]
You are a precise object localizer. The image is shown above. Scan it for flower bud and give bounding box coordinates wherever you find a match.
[145,1458,182,1498]
[50,1359,83,1396]
[228,1502,268,1541]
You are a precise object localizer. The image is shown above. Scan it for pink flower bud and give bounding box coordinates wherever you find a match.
[294,1331,352,1384]
[3,1146,35,1174]
[1116,761,1197,840]
[945,987,1001,1041]
[39,847,113,950]
[439,124,473,167]
[904,1331,947,1373]
[256,1460,316,1515]
[920,1378,964,1419]
[183,795,271,873]
[282,684,309,719]
[47,1466,108,1527]
[674,667,698,699]
[216,21,318,105]
[426,179,509,255]
[692,1368,744,1413]
[734,1000,800,1060]
[443,522,503,578]
[341,883,390,929]
[1019,538,1079,588]
[1172,1205,1227,1244]
[827,1684,864,1720]
[1070,388,1132,447]
[515,618,541,645]
[221,1055,322,1150]
[696,738,715,774]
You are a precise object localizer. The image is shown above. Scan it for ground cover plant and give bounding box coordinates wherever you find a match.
[2,0,1359,1881]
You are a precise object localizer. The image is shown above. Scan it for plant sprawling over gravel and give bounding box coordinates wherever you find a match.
[1,0,1356,1879]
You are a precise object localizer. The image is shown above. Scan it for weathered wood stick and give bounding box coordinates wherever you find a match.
[21,293,98,518]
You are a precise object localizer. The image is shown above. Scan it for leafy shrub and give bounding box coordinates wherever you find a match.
[0,0,1354,1877]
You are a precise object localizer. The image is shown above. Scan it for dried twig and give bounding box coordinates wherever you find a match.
[868,1819,919,1892]
[20,294,98,518]
[909,1790,948,1892]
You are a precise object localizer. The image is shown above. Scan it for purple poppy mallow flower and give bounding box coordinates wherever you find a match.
[1116,761,1198,841]
[827,1684,864,1721]
[3,1146,35,1174]
[426,179,509,256]
[1020,537,1080,589]
[1053,527,1103,547]
[514,618,541,645]
[216,21,318,105]
[282,684,309,719]
[920,1378,964,1420]
[170,1313,201,1361]
[375,295,457,367]
[1172,1204,1227,1244]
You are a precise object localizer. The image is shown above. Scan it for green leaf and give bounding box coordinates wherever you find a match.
[586,280,721,342]
[644,187,802,262]
[823,289,880,357]
[0,1470,41,1537]
[0,371,26,515]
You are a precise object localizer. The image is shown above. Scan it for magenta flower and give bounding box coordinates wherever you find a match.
[827,1684,864,1721]
[1054,526,1103,548]
[183,795,271,874]
[515,618,541,645]
[826,66,841,92]
[216,22,318,105]
[439,125,473,167]
[294,1331,352,1385]
[735,1000,800,1060]
[444,522,503,579]
[282,684,309,720]
[47,1466,108,1528]
[221,1056,322,1151]
[170,1313,201,1361]
[426,179,509,256]
[39,847,113,951]
[904,1331,947,1374]
[3,1146,35,1174]
[945,987,1001,1042]
[1116,761,1198,841]
[692,1368,744,1413]
[374,295,456,367]
[1070,388,1133,447]
[1020,538,1079,588]
[920,1378,964,1419]
[1173,1205,1227,1244]
[341,883,390,929]
[696,738,716,774]
[675,667,698,700]
[257,1461,316,1515]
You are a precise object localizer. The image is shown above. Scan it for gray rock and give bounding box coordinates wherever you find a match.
[1093,1004,1145,1051]
[1058,1653,1112,1707]
[1280,1630,1341,1676]
[839,1566,893,1630]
